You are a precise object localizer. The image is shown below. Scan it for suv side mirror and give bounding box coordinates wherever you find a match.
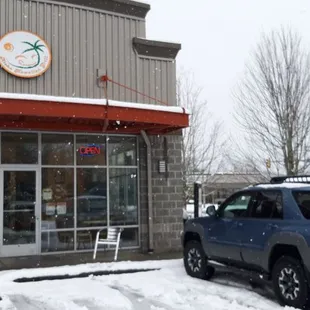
[206,205,216,216]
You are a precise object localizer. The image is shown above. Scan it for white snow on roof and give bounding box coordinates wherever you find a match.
[0,92,188,114]
[135,36,181,46]
[130,0,150,5]
[255,183,310,189]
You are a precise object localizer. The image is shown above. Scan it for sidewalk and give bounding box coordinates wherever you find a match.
[0,250,183,270]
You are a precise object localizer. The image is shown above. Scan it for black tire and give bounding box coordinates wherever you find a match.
[183,240,215,280]
[272,256,310,309]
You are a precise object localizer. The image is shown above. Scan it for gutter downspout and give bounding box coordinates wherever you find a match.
[101,72,109,132]
[140,130,154,253]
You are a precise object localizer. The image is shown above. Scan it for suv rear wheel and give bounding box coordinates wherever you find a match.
[272,256,310,309]
[183,240,215,280]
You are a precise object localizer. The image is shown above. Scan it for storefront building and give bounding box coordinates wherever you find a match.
[0,0,188,257]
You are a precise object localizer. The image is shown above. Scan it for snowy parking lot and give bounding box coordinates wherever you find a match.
[0,259,286,310]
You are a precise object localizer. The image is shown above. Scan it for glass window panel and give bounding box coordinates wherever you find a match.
[41,168,74,229]
[1,132,38,164]
[77,168,107,227]
[41,231,74,252]
[120,227,139,247]
[76,229,107,250]
[219,193,253,219]
[108,227,139,248]
[3,171,36,245]
[42,134,74,165]
[76,135,106,166]
[109,168,138,226]
[108,136,137,166]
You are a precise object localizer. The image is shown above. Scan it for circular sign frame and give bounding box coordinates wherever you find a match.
[0,30,52,79]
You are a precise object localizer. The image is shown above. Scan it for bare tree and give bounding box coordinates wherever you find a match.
[234,27,310,175]
[177,69,224,200]
[223,144,271,180]
[223,135,281,178]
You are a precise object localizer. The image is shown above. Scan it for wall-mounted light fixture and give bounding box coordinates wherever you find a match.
[158,160,166,173]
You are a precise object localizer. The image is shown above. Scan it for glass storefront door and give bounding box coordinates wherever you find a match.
[0,169,39,257]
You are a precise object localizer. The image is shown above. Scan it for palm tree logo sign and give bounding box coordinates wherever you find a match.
[0,30,52,78]
[13,40,46,69]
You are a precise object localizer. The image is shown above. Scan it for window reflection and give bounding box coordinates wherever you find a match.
[41,168,74,230]
[120,227,139,247]
[41,231,74,252]
[109,168,138,225]
[1,132,38,164]
[108,228,138,248]
[77,168,107,227]
[42,134,74,165]
[76,229,107,250]
[3,171,36,245]
[108,136,137,166]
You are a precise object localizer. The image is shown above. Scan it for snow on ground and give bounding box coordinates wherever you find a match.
[0,259,291,310]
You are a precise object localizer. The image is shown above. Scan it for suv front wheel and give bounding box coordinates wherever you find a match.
[272,256,310,309]
[183,240,215,280]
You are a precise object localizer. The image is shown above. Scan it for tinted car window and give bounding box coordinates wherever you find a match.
[292,191,310,219]
[251,190,283,219]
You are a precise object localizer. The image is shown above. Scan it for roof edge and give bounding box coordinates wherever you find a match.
[48,0,151,19]
[0,92,189,115]
[133,37,182,59]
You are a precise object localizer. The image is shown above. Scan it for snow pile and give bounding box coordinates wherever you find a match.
[0,259,285,310]
[0,259,177,283]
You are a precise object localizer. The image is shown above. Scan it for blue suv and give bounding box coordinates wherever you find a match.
[181,176,310,309]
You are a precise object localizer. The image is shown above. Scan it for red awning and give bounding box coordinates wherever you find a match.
[0,93,189,134]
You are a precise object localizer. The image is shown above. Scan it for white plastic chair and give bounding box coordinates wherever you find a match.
[93,227,123,261]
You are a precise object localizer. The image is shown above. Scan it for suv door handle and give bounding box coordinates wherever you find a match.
[232,222,243,228]
[267,223,278,229]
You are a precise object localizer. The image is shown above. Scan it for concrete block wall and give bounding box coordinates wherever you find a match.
[139,134,185,253]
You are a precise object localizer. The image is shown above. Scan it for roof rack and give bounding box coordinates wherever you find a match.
[270,175,310,184]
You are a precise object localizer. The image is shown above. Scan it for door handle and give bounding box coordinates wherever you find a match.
[267,223,278,229]
[232,222,243,228]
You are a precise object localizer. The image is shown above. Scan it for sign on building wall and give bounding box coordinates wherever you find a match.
[0,30,52,78]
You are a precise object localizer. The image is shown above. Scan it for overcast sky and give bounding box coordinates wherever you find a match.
[146,0,310,134]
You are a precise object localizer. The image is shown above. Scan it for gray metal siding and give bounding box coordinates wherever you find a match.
[0,0,176,106]
[137,57,177,106]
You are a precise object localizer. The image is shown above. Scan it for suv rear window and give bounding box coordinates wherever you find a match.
[292,191,310,219]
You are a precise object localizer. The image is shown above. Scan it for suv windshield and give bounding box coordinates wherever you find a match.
[292,191,310,219]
